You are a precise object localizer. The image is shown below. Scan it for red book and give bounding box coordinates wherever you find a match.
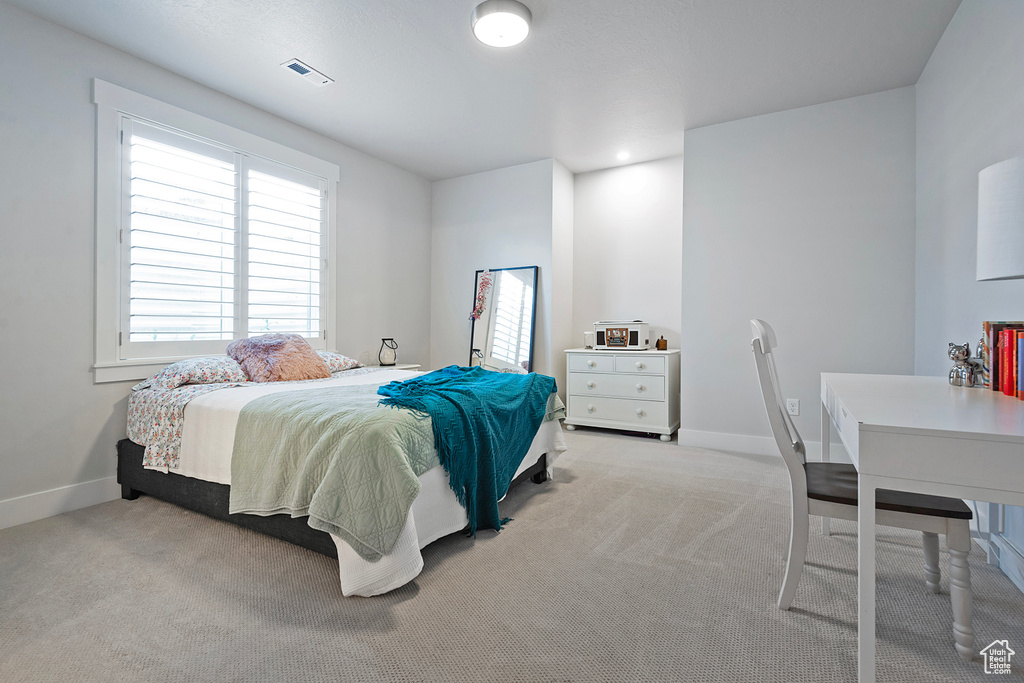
[1003,329,1015,397]
[1017,331,1024,400]
[1007,329,1015,397]
[1003,330,1009,396]
[986,322,1024,391]
[998,329,1006,395]
[995,330,1002,393]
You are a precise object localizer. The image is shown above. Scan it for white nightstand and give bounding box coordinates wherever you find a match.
[563,348,680,441]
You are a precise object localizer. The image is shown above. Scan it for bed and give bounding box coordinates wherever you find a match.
[117,366,566,597]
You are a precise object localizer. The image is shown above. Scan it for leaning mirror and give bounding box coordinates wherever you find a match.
[469,266,538,373]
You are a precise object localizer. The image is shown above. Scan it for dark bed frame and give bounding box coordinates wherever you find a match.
[116,439,548,559]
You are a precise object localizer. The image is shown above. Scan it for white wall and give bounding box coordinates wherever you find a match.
[429,159,559,379]
[572,156,684,350]
[915,0,1024,376]
[0,4,431,526]
[681,87,917,455]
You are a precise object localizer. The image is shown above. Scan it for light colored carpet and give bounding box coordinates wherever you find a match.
[1,429,1022,682]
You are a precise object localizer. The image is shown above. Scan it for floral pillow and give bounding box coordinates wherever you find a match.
[317,350,363,373]
[133,356,249,392]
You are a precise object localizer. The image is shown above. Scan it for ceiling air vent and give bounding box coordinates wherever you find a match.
[281,59,333,87]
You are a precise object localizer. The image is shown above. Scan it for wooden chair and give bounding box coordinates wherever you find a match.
[749,319,974,659]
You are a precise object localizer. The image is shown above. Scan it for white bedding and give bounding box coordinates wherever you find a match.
[176,368,566,596]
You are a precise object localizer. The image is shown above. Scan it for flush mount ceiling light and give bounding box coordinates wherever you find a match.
[617,151,631,161]
[472,0,532,48]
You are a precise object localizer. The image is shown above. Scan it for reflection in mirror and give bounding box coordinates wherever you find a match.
[469,266,538,373]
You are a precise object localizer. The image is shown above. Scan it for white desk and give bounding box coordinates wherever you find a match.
[821,373,1024,683]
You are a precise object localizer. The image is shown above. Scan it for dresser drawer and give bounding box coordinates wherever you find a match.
[568,372,665,401]
[614,355,666,375]
[567,353,615,373]
[567,395,669,427]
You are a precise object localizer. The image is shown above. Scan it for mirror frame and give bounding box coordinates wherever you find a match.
[468,265,539,372]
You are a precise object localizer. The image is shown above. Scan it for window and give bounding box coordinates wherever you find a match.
[94,80,338,381]
[244,167,323,339]
[123,122,238,355]
[121,120,326,358]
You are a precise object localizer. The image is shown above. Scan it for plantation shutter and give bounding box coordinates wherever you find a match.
[124,120,238,358]
[246,162,325,339]
[119,118,328,361]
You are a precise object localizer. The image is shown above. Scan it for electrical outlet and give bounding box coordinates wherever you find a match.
[786,398,800,416]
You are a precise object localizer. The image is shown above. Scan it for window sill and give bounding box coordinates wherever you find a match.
[93,360,177,384]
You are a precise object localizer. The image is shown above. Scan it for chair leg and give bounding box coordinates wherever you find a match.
[947,522,974,660]
[922,532,940,594]
[778,497,809,610]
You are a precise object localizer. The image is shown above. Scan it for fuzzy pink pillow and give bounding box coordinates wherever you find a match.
[226,334,331,383]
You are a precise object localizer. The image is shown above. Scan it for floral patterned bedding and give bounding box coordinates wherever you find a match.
[127,367,386,470]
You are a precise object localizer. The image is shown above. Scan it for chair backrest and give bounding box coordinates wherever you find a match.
[750,320,806,483]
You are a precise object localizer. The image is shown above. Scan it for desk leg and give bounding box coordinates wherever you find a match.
[858,474,878,683]
[821,400,831,537]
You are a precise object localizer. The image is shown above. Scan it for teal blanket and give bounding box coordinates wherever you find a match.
[377,365,558,536]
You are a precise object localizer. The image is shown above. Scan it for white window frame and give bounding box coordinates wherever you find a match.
[92,79,339,383]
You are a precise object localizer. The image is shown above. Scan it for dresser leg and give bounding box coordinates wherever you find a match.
[565,424,576,431]
[659,434,671,442]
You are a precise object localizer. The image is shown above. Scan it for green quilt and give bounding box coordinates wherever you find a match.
[228,385,438,561]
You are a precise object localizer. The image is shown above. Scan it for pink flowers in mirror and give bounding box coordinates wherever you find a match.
[469,269,493,321]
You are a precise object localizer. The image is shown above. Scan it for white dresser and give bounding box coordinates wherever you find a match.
[564,348,680,441]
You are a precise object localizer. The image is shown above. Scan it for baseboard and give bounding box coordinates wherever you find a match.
[0,477,121,531]
[676,428,855,464]
[989,534,1024,595]
[676,429,781,456]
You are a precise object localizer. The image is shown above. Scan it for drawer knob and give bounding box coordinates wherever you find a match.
[587,404,596,413]
[635,362,644,370]
[587,381,596,389]
[635,408,645,417]
[587,360,596,368]
[635,383,645,392]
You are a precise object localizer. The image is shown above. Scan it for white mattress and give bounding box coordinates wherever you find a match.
[176,368,566,596]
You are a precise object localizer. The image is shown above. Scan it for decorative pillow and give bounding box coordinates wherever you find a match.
[226,333,332,383]
[132,356,248,392]
[317,350,363,373]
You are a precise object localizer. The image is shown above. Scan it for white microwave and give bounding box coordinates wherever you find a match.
[593,321,650,350]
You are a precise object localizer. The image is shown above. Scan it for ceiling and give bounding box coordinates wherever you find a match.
[8,0,960,180]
